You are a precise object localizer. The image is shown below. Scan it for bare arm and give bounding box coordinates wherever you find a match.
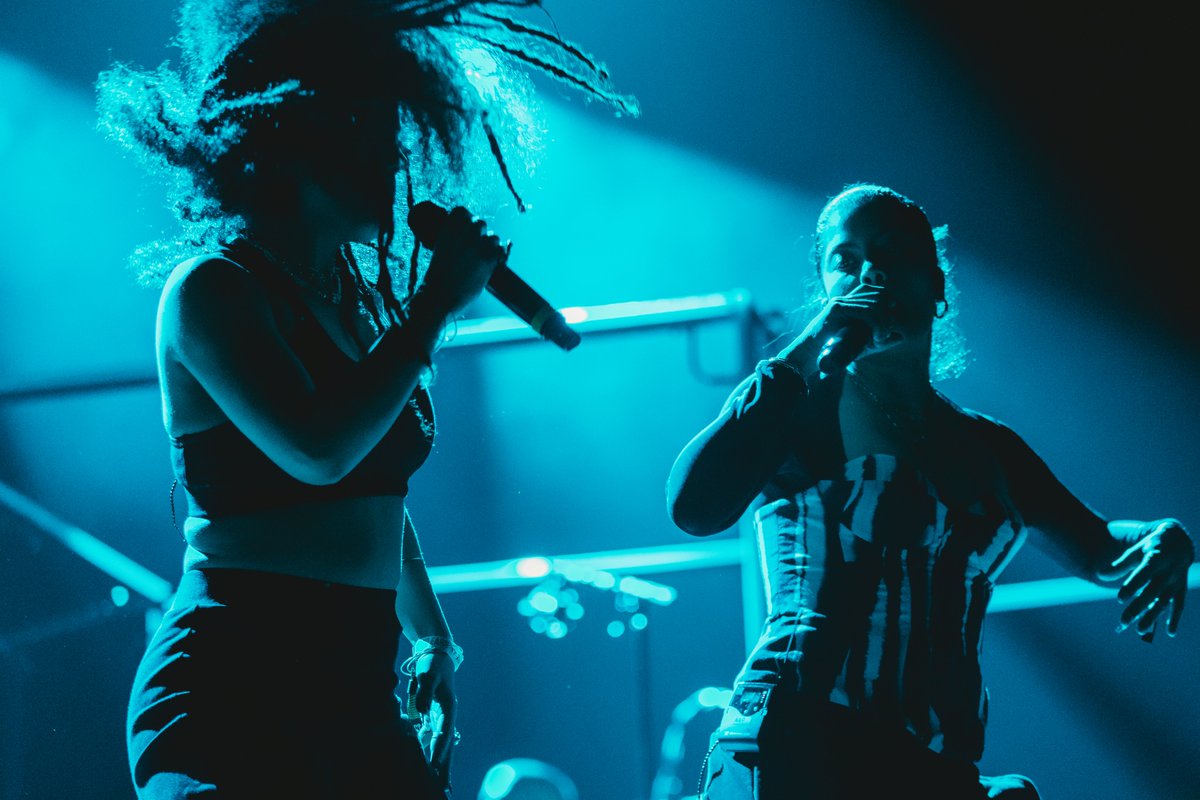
[165,258,448,483]
[395,508,458,788]
[164,208,502,485]
[395,508,452,641]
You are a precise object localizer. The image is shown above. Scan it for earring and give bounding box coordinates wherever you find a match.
[935,299,949,319]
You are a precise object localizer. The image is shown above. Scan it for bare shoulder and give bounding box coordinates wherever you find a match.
[156,255,254,434]
[161,254,258,316]
[158,254,275,352]
[156,252,311,438]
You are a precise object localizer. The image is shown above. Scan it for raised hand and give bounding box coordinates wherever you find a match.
[414,206,508,317]
[779,281,890,373]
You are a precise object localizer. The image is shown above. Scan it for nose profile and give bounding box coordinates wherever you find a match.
[861,262,888,287]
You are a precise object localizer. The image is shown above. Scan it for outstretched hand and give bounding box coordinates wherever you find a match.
[409,651,459,792]
[1098,519,1195,640]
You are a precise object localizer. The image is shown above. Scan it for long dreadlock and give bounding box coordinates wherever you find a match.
[96,0,639,323]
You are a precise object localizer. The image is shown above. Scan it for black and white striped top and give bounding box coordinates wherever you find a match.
[734,452,1026,762]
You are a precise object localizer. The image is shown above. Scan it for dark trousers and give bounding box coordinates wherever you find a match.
[703,694,988,800]
[126,568,442,799]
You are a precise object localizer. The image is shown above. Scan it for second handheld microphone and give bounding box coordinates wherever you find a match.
[407,202,581,352]
[817,321,871,375]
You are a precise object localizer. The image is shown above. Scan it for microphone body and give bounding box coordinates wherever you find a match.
[407,202,581,351]
[817,321,871,375]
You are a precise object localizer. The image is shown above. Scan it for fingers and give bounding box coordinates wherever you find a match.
[834,284,884,306]
[1105,542,1143,580]
[442,207,506,260]
[821,288,885,334]
[427,694,458,789]
[419,208,508,314]
[411,655,457,757]
[1109,523,1193,641]
[429,716,458,772]
[1118,575,1167,634]
[1168,589,1186,637]
[1115,562,1152,604]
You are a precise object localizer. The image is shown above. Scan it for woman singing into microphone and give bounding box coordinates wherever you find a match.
[668,183,1194,799]
[96,2,636,797]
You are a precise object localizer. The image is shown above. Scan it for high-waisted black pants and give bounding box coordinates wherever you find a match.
[127,568,442,799]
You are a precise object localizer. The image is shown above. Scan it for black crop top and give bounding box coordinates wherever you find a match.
[170,244,435,519]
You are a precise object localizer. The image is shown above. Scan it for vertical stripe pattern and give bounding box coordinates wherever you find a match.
[732,454,1024,761]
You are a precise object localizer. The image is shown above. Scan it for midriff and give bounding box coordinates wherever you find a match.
[182,495,409,590]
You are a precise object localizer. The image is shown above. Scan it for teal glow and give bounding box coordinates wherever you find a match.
[446,291,753,349]
[560,306,588,324]
[528,590,559,614]
[421,543,1200,617]
[697,687,733,709]
[110,585,130,607]
[615,593,639,613]
[617,575,677,605]
[606,620,625,638]
[454,45,502,102]
[590,571,616,590]
[514,556,552,578]
[0,480,173,603]
[481,763,518,799]
[429,540,742,591]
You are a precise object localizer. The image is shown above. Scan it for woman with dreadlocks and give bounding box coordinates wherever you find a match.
[96,2,636,797]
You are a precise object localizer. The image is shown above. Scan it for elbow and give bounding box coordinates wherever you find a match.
[667,494,737,537]
[286,461,347,487]
[666,471,740,537]
[283,443,356,486]
[236,410,362,485]
[675,517,733,537]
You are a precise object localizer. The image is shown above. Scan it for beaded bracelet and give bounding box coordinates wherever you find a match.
[400,636,465,675]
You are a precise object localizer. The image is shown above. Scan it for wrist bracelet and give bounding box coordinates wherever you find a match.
[761,357,809,389]
[400,635,464,675]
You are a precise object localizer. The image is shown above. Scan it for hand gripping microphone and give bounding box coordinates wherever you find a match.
[407,202,581,352]
[817,320,871,375]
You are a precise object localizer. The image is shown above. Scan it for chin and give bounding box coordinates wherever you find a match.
[874,328,906,349]
[345,223,380,245]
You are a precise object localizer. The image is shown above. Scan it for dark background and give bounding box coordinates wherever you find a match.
[1,2,1196,799]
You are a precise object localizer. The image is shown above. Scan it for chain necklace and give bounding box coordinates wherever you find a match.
[229,238,397,348]
[847,370,933,448]
[229,238,345,305]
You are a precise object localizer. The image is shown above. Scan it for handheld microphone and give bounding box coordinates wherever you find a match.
[817,321,871,375]
[407,202,581,352]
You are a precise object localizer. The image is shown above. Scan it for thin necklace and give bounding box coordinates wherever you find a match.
[230,238,344,305]
[848,371,933,446]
